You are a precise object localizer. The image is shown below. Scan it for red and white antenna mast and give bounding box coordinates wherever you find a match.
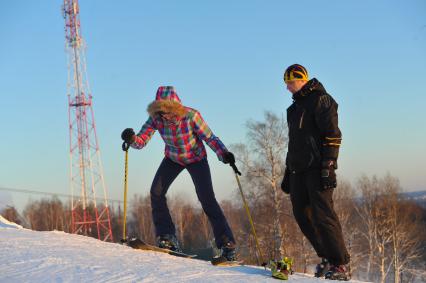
[63,0,113,241]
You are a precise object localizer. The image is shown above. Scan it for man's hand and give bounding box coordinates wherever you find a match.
[321,160,337,190]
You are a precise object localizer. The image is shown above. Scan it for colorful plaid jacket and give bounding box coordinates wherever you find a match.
[131,86,228,165]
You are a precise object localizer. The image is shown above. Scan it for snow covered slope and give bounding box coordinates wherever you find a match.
[0,215,23,229]
[0,217,366,282]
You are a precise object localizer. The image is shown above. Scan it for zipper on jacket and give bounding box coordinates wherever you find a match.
[299,110,305,129]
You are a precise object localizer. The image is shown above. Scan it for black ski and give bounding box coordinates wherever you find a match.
[211,256,243,266]
[123,238,197,258]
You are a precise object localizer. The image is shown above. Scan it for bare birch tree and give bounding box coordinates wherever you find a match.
[128,194,155,243]
[232,111,288,260]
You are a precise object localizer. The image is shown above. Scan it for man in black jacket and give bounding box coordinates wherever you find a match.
[281,64,350,280]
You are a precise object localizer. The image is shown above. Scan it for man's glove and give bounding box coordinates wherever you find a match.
[223,151,236,164]
[281,168,291,194]
[121,128,136,144]
[321,160,337,190]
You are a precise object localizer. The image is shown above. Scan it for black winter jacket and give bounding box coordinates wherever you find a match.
[286,78,342,173]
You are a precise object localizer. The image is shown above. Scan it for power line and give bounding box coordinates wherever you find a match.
[0,187,123,204]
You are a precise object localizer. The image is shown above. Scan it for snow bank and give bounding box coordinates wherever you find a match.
[0,215,23,229]
[0,225,368,282]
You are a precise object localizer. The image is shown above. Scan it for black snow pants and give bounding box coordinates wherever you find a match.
[289,169,350,265]
[150,157,235,248]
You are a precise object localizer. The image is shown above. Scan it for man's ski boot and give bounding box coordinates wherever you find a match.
[269,257,293,280]
[157,234,182,253]
[211,241,238,266]
[314,258,330,277]
[325,264,351,281]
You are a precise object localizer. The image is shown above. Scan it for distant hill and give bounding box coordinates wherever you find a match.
[401,190,426,208]
[0,191,13,211]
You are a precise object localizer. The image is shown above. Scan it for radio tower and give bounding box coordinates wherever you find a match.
[63,0,113,242]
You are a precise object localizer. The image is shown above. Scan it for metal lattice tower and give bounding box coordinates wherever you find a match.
[63,0,113,241]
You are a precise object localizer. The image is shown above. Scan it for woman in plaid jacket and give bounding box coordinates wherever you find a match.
[121,86,236,261]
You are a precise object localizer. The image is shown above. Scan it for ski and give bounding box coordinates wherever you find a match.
[123,238,197,258]
[211,256,243,266]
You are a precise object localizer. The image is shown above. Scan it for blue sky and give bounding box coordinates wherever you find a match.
[1,0,425,210]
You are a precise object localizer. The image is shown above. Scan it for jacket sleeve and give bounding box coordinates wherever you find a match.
[192,110,228,161]
[314,94,342,162]
[131,116,157,149]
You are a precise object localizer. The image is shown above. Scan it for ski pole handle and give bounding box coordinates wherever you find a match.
[230,163,241,176]
[122,142,130,152]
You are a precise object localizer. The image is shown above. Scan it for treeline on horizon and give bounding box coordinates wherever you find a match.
[2,112,425,283]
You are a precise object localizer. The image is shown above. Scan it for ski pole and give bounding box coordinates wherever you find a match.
[230,163,266,266]
[121,142,130,242]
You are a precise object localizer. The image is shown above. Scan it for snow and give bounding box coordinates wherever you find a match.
[0,217,367,283]
[0,215,23,229]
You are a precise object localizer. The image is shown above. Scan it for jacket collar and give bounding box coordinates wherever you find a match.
[292,78,325,101]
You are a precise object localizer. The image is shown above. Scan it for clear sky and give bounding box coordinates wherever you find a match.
[1,0,425,210]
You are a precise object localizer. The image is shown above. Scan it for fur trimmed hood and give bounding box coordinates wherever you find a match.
[147,86,187,118]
